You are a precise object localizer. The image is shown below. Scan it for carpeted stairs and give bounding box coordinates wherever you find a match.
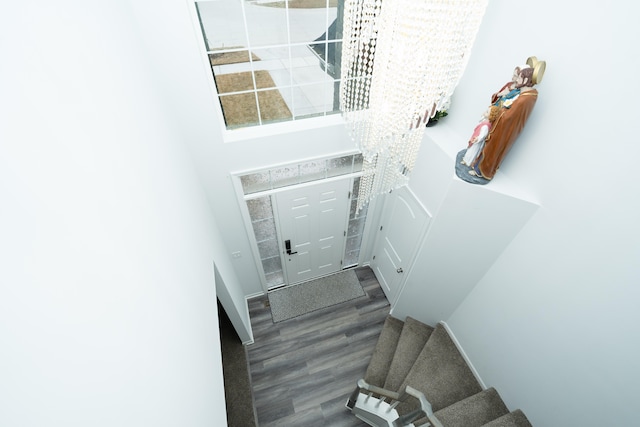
[349,315,533,427]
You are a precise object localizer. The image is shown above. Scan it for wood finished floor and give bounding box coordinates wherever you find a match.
[246,267,390,427]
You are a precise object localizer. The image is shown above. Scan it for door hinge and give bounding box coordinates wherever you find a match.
[380,226,383,231]
[348,191,351,199]
[373,255,376,260]
[344,231,346,236]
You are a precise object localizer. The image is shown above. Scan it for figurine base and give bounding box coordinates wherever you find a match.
[455,150,491,185]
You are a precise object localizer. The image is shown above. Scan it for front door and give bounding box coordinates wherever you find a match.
[371,187,430,304]
[275,178,351,285]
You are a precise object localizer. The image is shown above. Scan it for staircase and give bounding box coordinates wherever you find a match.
[346,316,532,427]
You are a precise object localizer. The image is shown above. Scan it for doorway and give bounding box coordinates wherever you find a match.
[235,153,370,291]
[371,187,431,305]
[275,178,351,285]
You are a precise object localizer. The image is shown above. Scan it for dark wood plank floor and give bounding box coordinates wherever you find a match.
[246,267,390,427]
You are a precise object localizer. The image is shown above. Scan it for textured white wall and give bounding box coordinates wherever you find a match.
[0,1,227,425]
[424,2,640,426]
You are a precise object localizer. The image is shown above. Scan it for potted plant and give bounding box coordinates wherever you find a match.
[426,109,448,127]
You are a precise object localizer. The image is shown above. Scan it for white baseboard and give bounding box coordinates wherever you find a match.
[245,291,265,300]
[439,321,486,390]
[242,294,260,345]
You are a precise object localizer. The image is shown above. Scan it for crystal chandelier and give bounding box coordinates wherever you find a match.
[340,0,488,211]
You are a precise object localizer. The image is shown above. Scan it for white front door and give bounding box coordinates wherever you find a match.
[275,178,352,285]
[371,187,430,304]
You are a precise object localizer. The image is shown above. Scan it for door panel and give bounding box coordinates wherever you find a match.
[276,178,351,285]
[376,246,398,296]
[372,187,430,304]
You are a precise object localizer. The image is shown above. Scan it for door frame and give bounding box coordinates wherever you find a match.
[233,166,368,295]
[272,177,353,287]
[371,186,432,307]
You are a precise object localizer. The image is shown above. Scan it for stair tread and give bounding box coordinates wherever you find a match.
[383,317,434,391]
[433,387,509,427]
[364,315,404,387]
[482,409,533,427]
[398,323,482,412]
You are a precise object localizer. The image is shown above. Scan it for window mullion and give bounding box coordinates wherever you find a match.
[239,0,262,125]
[196,0,344,130]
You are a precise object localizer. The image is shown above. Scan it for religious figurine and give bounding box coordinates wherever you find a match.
[461,105,501,167]
[456,56,546,185]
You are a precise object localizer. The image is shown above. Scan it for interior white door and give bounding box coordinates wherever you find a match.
[275,178,351,285]
[371,187,430,304]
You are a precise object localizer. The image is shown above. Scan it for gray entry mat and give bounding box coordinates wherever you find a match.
[268,269,365,323]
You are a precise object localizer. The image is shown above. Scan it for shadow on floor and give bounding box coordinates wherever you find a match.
[218,300,257,427]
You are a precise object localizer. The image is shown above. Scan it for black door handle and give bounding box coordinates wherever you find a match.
[285,239,298,255]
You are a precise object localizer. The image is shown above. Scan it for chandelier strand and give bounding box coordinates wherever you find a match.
[341,0,488,211]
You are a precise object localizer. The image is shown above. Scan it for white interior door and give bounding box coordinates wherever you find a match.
[275,178,351,285]
[371,187,430,304]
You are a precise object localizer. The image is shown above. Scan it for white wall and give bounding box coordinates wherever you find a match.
[187,121,357,299]
[0,1,228,425]
[404,1,640,426]
[394,174,539,325]
[125,0,262,346]
[171,0,358,299]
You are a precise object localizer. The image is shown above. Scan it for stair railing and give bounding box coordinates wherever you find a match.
[347,379,444,427]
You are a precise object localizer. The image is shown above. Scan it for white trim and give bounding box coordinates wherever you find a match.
[372,186,433,309]
[243,171,362,201]
[233,156,370,294]
[246,291,265,301]
[404,185,433,218]
[273,176,353,287]
[390,186,433,308]
[231,175,271,294]
[242,293,255,345]
[187,0,347,142]
[204,39,344,56]
[231,148,360,178]
[233,172,362,293]
[186,0,229,132]
[340,176,355,267]
[270,193,289,286]
[221,99,344,144]
[350,191,379,267]
[438,321,487,390]
[242,292,263,346]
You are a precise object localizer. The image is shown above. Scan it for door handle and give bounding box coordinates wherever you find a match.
[396,267,404,274]
[285,239,298,255]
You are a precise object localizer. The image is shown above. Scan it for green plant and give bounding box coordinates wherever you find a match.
[426,109,448,127]
[432,110,448,120]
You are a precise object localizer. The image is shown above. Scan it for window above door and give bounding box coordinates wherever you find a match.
[195,0,344,130]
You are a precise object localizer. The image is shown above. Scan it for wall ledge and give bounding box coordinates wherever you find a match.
[424,123,539,206]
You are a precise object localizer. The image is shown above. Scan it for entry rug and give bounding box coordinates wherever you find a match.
[268,269,365,323]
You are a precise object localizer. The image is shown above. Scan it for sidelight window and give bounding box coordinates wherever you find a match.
[238,153,368,289]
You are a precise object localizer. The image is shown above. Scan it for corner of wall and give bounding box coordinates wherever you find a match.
[439,321,487,390]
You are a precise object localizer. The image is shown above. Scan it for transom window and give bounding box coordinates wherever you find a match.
[195,0,343,129]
